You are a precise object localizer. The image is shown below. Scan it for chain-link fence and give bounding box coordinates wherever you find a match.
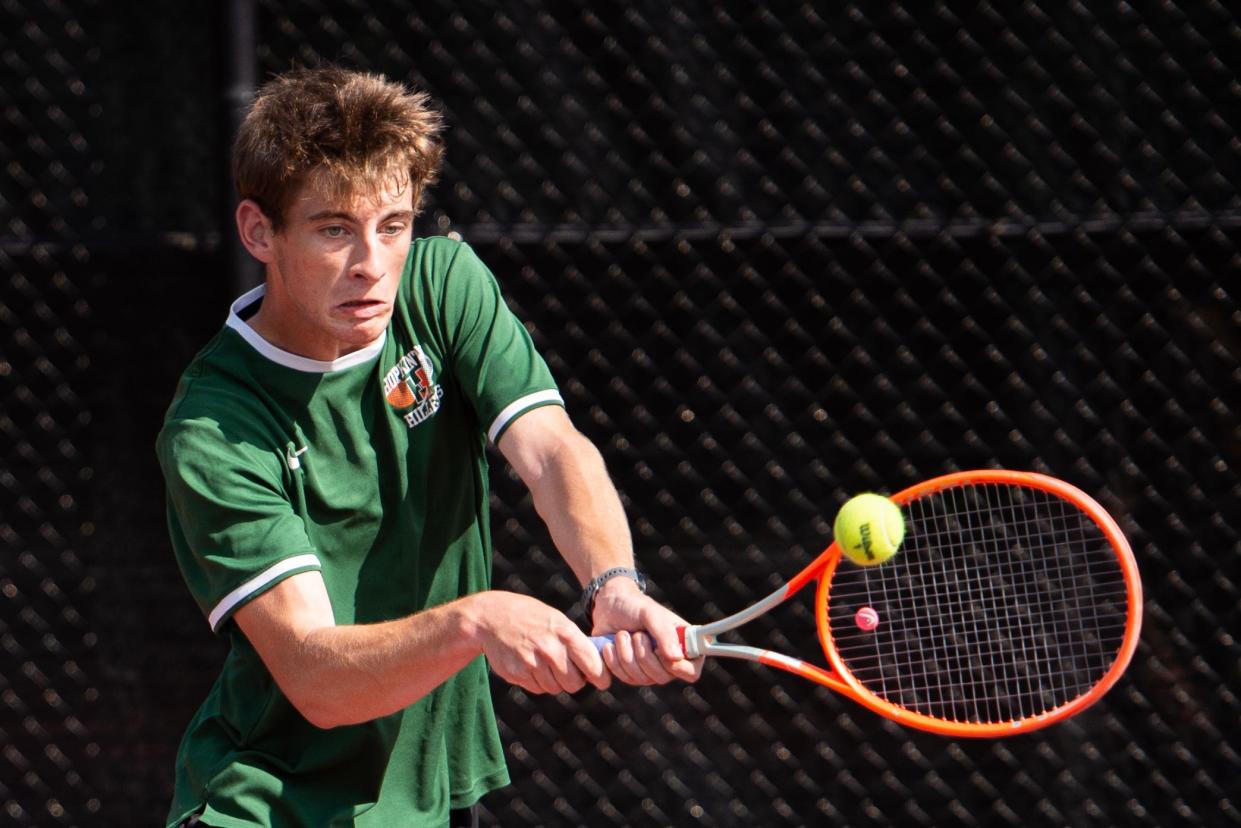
[1,1,1237,825]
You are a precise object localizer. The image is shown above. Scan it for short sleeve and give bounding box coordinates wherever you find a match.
[157,417,321,632]
[434,242,563,443]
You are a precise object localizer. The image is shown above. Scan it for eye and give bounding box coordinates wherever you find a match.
[322,225,347,238]
[381,222,407,236]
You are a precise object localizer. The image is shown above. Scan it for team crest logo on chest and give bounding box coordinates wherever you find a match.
[383,345,444,428]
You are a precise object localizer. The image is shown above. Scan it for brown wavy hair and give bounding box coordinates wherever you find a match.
[233,65,445,230]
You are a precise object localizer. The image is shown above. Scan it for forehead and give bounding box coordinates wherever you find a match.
[286,170,413,219]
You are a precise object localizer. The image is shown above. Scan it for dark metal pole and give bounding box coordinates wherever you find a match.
[223,0,261,294]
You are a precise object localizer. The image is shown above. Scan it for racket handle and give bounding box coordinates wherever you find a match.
[588,627,690,657]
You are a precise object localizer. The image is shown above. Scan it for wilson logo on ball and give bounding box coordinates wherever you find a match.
[858,522,876,560]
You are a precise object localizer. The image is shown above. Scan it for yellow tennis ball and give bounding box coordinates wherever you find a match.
[834,493,905,566]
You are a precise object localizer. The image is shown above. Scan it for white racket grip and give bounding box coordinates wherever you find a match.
[588,626,703,658]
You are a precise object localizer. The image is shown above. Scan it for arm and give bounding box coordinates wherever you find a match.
[497,406,701,685]
[234,571,610,729]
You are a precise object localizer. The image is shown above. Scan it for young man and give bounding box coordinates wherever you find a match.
[158,66,699,827]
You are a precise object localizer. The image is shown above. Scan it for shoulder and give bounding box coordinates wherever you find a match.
[403,236,502,326]
[157,340,285,476]
[411,234,468,268]
[163,337,264,430]
[158,410,285,484]
[408,235,492,283]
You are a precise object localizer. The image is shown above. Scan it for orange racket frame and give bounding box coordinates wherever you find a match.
[672,470,1143,737]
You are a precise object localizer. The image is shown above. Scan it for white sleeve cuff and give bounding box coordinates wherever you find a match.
[486,390,565,444]
[207,553,322,632]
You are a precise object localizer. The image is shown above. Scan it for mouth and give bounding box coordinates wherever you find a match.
[336,298,389,320]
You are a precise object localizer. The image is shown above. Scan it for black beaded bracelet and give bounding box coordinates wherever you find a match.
[579,567,647,619]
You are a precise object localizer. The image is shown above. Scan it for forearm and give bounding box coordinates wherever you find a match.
[525,428,634,585]
[531,438,701,684]
[282,597,484,728]
[497,408,702,685]
[237,574,608,728]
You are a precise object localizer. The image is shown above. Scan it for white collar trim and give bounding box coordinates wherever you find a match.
[225,284,387,373]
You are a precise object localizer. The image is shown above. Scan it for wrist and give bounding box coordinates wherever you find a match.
[453,592,491,653]
[579,567,647,620]
[596,574,642,602]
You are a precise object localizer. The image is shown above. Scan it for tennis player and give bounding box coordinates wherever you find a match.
[157,65,699,827]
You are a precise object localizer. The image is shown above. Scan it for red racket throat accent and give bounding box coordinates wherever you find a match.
[816,471,1142,736]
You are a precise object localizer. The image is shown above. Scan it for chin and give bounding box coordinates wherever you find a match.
[336,317,389,347]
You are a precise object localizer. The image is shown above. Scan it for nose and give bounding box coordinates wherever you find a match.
[350,232,386,282]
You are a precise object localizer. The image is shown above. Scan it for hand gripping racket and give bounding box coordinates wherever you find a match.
[594,470,1142,736]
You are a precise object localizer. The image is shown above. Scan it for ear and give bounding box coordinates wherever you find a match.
[236,199,277,264]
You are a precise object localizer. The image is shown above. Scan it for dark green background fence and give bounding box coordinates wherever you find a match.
[1,1,1237,825]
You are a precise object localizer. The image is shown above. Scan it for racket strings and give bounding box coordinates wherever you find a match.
[826,482,1129,725]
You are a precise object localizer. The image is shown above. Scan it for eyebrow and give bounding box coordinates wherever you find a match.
[305,209,415,223]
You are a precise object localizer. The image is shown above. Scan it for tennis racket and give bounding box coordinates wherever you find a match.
[593,470,1142,736]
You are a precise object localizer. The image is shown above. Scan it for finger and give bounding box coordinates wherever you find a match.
[600,638,638,686]
[566,634,611,691]
[608,630,650,685]
[599,639,619,681]
[630,632,676,685]
[604,630,637,684]
[665,657,704,683]
[504,666,546,696]
[489,655,538,695]
[513,651,561,695]
[549,653,587,694]
[530,664,562,695]
[644,618,688,663]
[561,667,587,694]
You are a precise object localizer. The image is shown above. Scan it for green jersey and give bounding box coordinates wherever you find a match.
[157,237,562,827]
